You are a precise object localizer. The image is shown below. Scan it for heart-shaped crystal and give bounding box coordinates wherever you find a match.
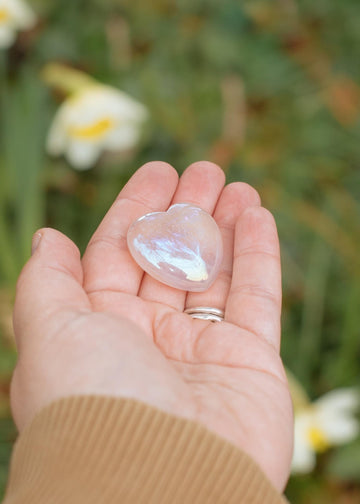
[127,203,223,292]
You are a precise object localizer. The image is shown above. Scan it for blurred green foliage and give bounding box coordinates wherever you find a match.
[0,0,360,501]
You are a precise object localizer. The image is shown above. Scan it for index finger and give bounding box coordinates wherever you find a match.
[82,162,179,301]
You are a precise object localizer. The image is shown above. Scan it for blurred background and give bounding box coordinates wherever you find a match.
[0,0,359,501]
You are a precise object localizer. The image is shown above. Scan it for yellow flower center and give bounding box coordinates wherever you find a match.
[0,8,9,23]
[307,427,330,453]
[69,117,114,140]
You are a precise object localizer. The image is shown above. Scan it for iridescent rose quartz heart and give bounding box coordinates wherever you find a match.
[127,203,223,292]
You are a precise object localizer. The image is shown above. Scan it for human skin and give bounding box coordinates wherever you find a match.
[11,161,293,491]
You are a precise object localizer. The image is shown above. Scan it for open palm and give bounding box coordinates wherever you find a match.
[11,161,293,491]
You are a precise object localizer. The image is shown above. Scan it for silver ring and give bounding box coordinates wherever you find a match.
[184,306,224,323]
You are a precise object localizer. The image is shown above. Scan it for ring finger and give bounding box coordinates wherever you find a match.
[185,182,261,315]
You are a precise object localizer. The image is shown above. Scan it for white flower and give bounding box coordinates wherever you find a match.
[291,388,360,474]
[47,84,148,170]
[0,0,36,49]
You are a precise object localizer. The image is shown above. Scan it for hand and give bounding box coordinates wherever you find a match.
[11,161,293,491]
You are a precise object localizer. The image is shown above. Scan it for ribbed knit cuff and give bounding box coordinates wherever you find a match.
[4,396,288,503]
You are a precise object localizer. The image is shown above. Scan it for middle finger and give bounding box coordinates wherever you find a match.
[138,161,225,310]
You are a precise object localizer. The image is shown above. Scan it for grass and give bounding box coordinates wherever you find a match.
[0,1,360,501]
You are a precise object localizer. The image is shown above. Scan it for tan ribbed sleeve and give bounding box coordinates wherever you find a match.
[4,396,288,503]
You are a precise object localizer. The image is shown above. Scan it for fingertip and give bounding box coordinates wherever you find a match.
[171,161,226,212]
[185,160,226,185]
[13,228,88,356]
[213,182,262,229]
[132,161,179,190]
[224,182,261,207]
[31,232,43,255]
[140,160,179,181]
[21,228,83,291]
[235,206,280,255]
[240,206,278,231]
[118,161,179,207]
[31,228,81,261]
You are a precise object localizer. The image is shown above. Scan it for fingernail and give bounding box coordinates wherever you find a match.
[31,233,43,255]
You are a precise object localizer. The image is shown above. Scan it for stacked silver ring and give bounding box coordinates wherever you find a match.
[184,306,224,322]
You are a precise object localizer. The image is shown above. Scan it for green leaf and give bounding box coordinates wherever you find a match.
[326,439,360,482]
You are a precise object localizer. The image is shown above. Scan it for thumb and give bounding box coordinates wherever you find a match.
[13,228,90,354]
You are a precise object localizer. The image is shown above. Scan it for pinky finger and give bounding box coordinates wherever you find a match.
[225,207,282,352]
